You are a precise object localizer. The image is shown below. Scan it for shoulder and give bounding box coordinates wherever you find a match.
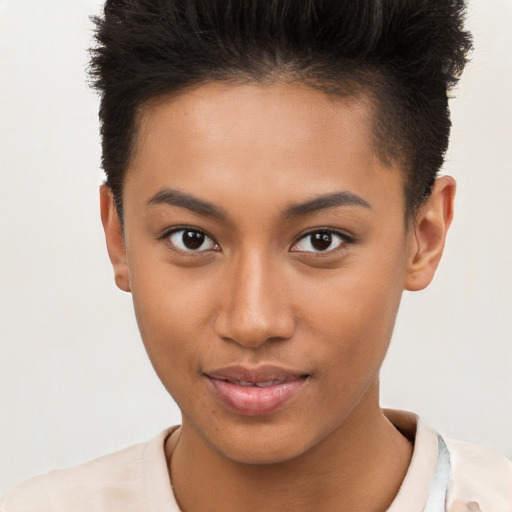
[0,429,174,512]
[385,409,512,511]
[444,436,512,510]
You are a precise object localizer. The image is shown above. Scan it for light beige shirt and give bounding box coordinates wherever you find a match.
[2,410,512,511]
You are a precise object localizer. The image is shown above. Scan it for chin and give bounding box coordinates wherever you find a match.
[217,438,308,466]
[201,418,319,466]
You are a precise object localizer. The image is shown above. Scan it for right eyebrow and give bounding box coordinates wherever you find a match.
[146,188,228,220]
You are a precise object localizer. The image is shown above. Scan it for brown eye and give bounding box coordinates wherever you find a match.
[311,232,333,251]
[292,230,348,253]
[168,229,218,252]
[182,230,205,249]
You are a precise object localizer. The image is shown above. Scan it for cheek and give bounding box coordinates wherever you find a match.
[299,260,403,332]
[297,250,406,374]
[128,258,215,383]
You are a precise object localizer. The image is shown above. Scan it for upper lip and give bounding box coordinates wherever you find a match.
[204,365,308,384]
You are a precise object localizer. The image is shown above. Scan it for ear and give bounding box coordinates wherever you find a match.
[100,184,131,292]
[404,176,456,291]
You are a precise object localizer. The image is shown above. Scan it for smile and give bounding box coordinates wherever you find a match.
[204,366,309,416]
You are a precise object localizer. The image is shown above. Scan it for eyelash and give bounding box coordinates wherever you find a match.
[291,228,354,255]
[159,227,220,255]
[159,227,354,256]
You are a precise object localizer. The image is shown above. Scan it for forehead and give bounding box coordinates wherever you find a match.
[125,81,404,217]
[135,81,376,165]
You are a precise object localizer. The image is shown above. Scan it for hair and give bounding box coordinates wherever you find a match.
[89,0,472,220]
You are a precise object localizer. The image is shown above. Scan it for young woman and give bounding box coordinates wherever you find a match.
[2,1,511,511]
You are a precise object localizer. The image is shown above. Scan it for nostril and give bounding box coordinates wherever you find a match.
[213,312,296,349]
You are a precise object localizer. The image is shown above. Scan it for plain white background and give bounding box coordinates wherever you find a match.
[0,0,511,496]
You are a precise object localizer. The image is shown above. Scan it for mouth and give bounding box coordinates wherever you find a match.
[204,365,310,416]
[218,378,293,387]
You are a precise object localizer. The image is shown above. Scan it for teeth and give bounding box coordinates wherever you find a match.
[255,380,283,387]
[229,379,285,387]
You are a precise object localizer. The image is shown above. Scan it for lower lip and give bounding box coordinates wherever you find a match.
[207,377,308,416]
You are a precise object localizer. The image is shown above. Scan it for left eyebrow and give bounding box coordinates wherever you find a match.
[282,191,371,220]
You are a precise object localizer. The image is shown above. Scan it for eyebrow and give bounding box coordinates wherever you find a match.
[147,188,227,219]
[147,188,371,221]
[283,191,371,219]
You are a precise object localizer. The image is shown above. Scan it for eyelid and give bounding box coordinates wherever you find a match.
[158,225,353,256]
[159,226,221,254]
[290,228,354,254]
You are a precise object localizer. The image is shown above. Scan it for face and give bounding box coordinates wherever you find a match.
[105,82,434,464]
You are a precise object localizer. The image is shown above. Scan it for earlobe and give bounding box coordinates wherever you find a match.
[99,184,131,293]
[404,176,456,291]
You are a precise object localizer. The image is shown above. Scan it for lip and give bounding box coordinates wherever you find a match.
[204,365,309,416]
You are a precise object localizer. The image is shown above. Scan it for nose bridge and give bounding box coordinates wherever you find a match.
[214,247,295,347]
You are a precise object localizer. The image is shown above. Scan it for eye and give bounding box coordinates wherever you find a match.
[166,228,219,253]
[291,229,349,253]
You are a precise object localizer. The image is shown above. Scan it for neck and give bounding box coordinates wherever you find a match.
[168,382,412,512]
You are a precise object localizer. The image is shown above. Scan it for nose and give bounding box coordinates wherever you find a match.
[213,251,296,348]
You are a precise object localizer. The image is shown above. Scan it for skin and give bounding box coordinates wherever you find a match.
[101,82,455,511]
